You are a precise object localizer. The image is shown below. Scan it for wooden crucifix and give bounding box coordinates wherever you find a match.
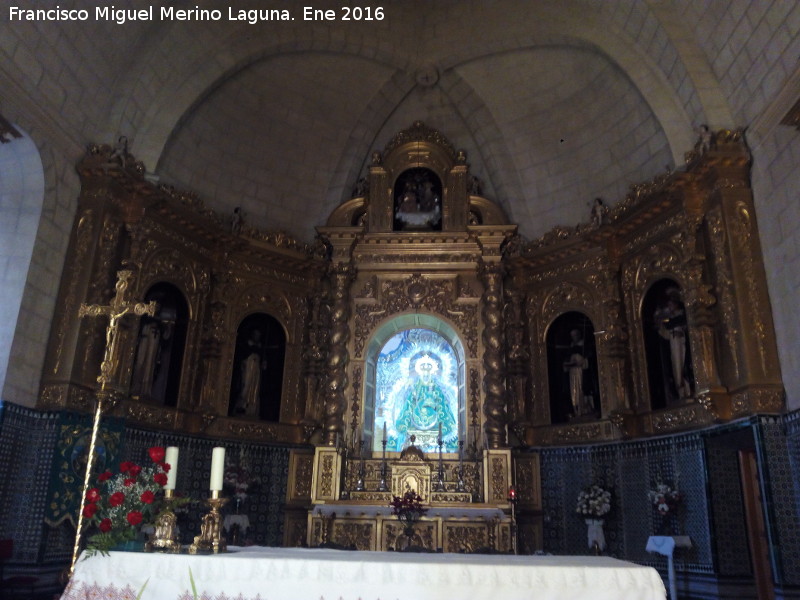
[69,268,157,576]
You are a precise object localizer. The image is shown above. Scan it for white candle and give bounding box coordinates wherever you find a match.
[438,421,443,441]
[210,447,225,491]
[382,422,387,442]
[165,446,179,490]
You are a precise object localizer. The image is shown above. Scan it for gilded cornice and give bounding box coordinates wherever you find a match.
[79,143,325,260]
[352,274,479,358]
[382,121,457,161]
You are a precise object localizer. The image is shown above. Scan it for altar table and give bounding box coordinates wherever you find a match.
[62,546,666,600]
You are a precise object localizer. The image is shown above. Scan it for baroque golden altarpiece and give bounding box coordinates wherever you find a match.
[37,122,783,552]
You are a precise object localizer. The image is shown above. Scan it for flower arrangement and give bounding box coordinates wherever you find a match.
[223,464,259,505]
[82,447,179,556]
[389,489,428,525]
[649,482,682,516]
[576,484,612,518]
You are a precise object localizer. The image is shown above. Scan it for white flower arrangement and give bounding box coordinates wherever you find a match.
[649,482,682,516]
[576,484,612,518]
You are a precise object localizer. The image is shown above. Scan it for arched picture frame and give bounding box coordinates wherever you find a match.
[229,313,286,421]
[642,279,694,409]
[130,282,189,407]
[546,311,600,424]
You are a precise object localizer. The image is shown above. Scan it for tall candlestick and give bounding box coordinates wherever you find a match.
[438,421,442,443]
[210,447,225,491]
[165,446,179,490]
[457,439,466,492]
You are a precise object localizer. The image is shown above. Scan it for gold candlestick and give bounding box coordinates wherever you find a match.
[188,491,228,554]
[145,490,182,553]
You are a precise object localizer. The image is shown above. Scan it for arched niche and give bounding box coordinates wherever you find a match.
[366,122,470,233]
[0,127,44,399]
[363,314,466,454]
[545,311,600,424]
[642,278,694,410]
[229,313,286,422]
[130,283,189,407]
[393,167,442,232]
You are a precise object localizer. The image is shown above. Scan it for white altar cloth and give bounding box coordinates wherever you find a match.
[61,545,666,600]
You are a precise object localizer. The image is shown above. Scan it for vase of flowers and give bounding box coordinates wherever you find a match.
[223,463,259,514]
[81,447,180,557]
[576,484,611,552]
[389,490,428,550]
[649,481,682,534]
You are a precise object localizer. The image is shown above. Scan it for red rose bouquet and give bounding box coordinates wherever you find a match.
[82,447,177,556]
[389,489,428,525]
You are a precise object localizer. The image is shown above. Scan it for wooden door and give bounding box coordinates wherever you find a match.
[738,449,775,600]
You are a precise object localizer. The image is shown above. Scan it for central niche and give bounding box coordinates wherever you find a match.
[372,328,461,453]
[393,168,442,231]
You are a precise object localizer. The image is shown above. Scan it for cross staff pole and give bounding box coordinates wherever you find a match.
[68,269,157,577]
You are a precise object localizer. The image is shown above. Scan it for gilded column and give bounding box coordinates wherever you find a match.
[596,254,631,418]
[323,262,355,445]
[196,300,226,413]
[301,289,329,426]
[680,179,724,414]
[504,286,529,436]
[480,261,507,448]
[445,152,469,231]
[706,131,783,413]
[366,152,391,232]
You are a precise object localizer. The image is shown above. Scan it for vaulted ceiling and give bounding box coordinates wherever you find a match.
[8,0,744,242]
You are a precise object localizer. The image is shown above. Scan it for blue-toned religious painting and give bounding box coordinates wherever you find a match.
[374,329,460,453]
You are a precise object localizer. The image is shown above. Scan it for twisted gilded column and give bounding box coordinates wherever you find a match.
[323,262,354,445]
[481,261,507,448]
[680,181,726,419]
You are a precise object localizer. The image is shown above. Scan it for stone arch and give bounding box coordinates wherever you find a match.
[118,39,412,171]
[0,128,44,399]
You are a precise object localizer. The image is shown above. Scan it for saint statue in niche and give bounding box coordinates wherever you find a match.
[128,283,187,407]
[563,329,592,416]
[393,168,442,231]
[131,319,173,399]
[653,287,693,401]
[393,353,458,451]
[229,313,285,421]
[546,313,600,424]
[234,329,268,417]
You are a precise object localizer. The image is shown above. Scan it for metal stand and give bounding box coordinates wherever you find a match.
[508,487,518,555]
[433,434,445,492]
[456,440,466,492]
[337,435,350,499]
[355,439,366,492]
[377,438,389,492]
[69,269,157,578]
